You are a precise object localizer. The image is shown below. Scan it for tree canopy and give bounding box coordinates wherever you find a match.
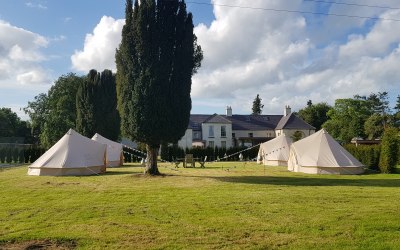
[25,73,83,148]
[252,94,264,115]
[116,0,203,175]
[298,102,331,131]
[76,69,120,140]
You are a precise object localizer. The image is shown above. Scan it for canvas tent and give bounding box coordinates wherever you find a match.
[92,133,123,167]
[257,134,292,166]
[287,129,364,175]
[28,129,107,176]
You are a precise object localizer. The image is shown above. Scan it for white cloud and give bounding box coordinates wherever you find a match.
[17,69,50,85]
[0,20,50,85]
[71,16,124,72]
[191,1,400,114]
[26,2,47,10]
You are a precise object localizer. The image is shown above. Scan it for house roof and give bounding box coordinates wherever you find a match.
[189,112,315,131]
[203,114,232,124]
[225,115,282,130]
[275,113,315,130]
[189,114,283,131]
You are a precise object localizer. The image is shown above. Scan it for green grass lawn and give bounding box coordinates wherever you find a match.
[1,162,400,249]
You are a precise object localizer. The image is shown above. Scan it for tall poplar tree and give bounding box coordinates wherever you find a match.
[76,69,120,140]
[76,70,97,137]
[116,0,203,175]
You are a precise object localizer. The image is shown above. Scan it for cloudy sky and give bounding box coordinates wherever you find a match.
[1,0,399,120]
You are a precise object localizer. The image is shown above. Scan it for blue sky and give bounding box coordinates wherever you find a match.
[0,0,399,120]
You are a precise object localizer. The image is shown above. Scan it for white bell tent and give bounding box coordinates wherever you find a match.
[92,133,123,167]
[287,129,364,175]
[28,129,107,176]
[257,134,293,166]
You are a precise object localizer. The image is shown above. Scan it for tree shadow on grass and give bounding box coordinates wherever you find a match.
[211,176,400,187]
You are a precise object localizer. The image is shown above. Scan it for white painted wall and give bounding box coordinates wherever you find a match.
[233,130,275,138]
[275,129,315,139]
[178,129,193,149]
[202,123,232,148]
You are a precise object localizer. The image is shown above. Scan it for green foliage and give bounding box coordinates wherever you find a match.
[5,147,12,163]
[12,148,19,163]
[116,0,203,174]
[344,144,381,170]
[0,108,31,142]
[291,131,304,142]
[298,102,331,130]
[0,147,5,163]
[252,94,264,115]
[76,69,120,140]
[364,113,384,139]
[25,73,83,148]
[160,145,259,162]
[379,128,399,173]
[323,98,372,143]
[76,70,97,137]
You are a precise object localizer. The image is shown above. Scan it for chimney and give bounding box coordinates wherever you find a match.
[284,105,291,116]
[226,106,232,116]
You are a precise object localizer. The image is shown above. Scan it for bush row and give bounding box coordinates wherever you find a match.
[0,146,46,164]
[344,144,381,170]
[160,145,260,162]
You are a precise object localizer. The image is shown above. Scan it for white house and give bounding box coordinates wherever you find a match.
[177,105,315,149]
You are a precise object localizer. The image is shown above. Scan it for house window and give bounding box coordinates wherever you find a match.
[249,133,253,138]
[193,131,201,140]
[209,126,214,137]
[221,126,226,137]
[221,141,226,148]
[208,141,214,148]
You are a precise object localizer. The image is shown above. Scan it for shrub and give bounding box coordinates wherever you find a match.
[6,147,13,163]
[379,128,399,173]
[13,148,19,163]
[344,144,381,170]
[0,147,6,163]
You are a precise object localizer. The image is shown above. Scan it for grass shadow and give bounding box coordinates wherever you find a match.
[211,175,400,187]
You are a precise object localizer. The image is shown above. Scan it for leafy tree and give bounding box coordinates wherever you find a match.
[364,113,384,139]
[291,131,304,142]
[116,0,203,175]
[394,95,400,128]
[322,98,371,143]
[26,73,83,148]
[379,128,399,173]
[298,102,331,130]
[24,93,48,143]
[252,94,264,115]
[0,108,20,137]
[0,108,31,142]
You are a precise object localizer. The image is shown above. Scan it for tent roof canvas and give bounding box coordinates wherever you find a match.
[28,129,106,176]
[258,134,292,166]
[92,133,123,167]
[288,129,364,174]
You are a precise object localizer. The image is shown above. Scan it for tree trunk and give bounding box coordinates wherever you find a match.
[144,144,160,175]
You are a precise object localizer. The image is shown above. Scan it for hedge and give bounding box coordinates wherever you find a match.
[0,146,45,164]
[379,128,399,173]
[160,145,260,162]
[344,144,381,170]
